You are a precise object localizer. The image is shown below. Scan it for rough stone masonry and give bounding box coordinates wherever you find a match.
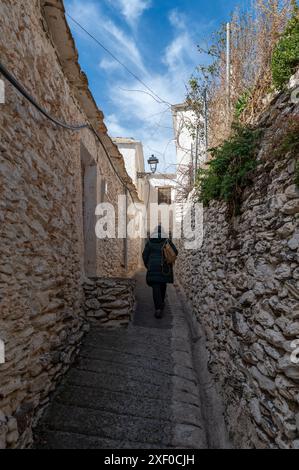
[84,278,136,328]
[176,74,299,449]
[0,0,141,449]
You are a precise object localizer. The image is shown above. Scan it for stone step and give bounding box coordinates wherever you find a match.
[66,368,200,403]
[42,403,174,446]
[88,326,173,342]
[55,385,173,422]
[75,352,197,383]
[84,333,172,353]
[86,334,190,353]
[129,325,173,338]
[80,345,173,370]
[66,369,173,399]
[78,347,173,373]
[74,356,197,387]
[36,430,170,450]
[82,339,174,360]
[33,274,208,450]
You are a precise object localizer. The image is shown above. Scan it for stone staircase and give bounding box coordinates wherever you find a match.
[34,271,207,449]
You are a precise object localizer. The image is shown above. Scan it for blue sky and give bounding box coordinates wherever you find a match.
[64,0,244,171]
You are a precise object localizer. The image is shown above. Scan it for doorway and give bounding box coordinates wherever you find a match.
[80,143,98,277]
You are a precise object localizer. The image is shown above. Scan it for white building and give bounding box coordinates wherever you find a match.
[114,138,178,238]
[171,103,206,202]
[144,174,177,237]
[113,138,146,201]
[145,174,176,206]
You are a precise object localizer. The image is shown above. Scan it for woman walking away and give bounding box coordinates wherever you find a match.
[142,225,178,319]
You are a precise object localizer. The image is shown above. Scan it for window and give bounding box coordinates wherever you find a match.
[158,187,172,205]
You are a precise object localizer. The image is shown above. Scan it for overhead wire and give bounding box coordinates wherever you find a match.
[66,13,179,167]
[66,13,172,107]
[0,5,192,226]
[0,60,138,206]
[119,88,169,106]
[0,11,183,184]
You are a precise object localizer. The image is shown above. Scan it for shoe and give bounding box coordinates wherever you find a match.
[155,309,162,319]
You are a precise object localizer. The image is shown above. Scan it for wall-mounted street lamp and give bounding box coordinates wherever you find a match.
[148,155,159,174]
[137,154,159,178]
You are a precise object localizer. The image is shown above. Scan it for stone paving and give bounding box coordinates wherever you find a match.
[34,271,207,449]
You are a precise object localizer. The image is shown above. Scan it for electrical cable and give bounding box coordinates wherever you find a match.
[66,13,172,107]
[0,60,138,205]
[64,15,180,171]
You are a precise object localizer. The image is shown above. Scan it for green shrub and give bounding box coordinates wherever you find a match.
[196,125,262,211]
[272,11,299,90]
[277,122,299,157]
[280,119,299,188]
[273,117,299,187]
[235,90,251,119]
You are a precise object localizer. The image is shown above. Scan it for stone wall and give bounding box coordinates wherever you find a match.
[0,0,140,448]
[84,278,136,327]
[176,85,299,449]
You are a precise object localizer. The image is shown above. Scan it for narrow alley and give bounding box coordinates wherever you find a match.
[1,0,299,453]
[34,271,209,449]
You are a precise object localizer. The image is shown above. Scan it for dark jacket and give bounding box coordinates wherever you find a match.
[142,236,178,286]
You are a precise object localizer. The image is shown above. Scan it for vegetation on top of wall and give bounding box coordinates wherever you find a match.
[186,1,295,148]
[276,118,299,156]
[275,117,299,158]
[271,5,299,90]
[195,125,262,213]
[235,90,252,119]
[274,117,299,186]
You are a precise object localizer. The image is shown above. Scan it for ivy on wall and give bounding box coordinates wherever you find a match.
[272,7,299,90]
[195,125,262,214]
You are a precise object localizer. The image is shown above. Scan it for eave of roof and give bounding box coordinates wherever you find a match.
[41,0,140,202]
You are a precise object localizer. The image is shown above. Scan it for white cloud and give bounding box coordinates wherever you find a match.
[65,0,199,170]
[109,0,152,25]
[99,58,121,72]
[69,0,146,73]
[169,9,186,30]
[164,34,191,72]
[105,114,129,136]
[102,16,199,169]
[108,71,187,168]
[104,18,147,73]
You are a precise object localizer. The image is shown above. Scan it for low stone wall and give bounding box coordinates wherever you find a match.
[176,88,299,449]
[0,413,18,449]
[0,316,87,449]
[84,278,136,328]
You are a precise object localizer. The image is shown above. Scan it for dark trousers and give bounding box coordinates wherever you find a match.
[152,283,167,310]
